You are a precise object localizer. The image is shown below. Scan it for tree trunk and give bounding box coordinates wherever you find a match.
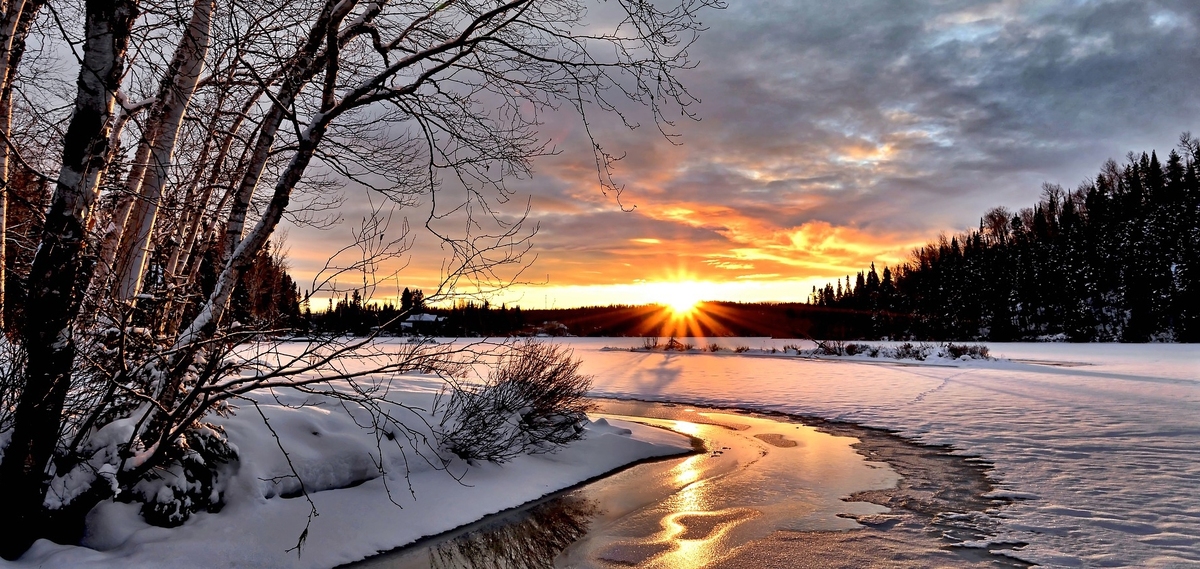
[113,0,213,301]
[0,0,44,331]
[0,0,138,559]
[95,133,151,288]
[0,0,18,333]
[219,0,353,267]
[164,77,241,283]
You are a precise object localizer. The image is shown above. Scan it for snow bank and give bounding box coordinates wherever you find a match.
[573,338,1200,568]
[7,338,1194,568]
[5,373,690,569]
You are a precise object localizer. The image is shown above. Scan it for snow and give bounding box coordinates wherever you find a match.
[4,338,1197,568]
[570,338,1200,568]
[4,369,691,569]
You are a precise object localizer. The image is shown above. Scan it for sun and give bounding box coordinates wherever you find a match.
[663,283,705,317]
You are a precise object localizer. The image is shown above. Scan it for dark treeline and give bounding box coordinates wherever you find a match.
[292,300,884,339]
[304,287,427,335]
[304,289,526,337]
[812,138,1200,342]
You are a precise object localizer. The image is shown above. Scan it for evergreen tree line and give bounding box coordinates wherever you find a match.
[305,287,425,335]
[304,291,528,337]
[811,137,1200,342]
[134,238,304,333]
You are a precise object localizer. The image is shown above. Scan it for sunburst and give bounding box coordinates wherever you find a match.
[663,282,705,317]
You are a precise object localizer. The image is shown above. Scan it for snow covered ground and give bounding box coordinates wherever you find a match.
[5,368,691,568]
[572,338,1200,568]
[5,338,1196,568]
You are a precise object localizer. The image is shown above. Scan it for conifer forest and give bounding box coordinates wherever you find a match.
[812,140,1200,342]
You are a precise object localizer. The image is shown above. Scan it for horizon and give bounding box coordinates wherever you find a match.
[281,0,1200,309]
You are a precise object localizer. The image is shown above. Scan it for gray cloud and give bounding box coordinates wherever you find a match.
[642,0,1194,221]
[286,0,1200,300]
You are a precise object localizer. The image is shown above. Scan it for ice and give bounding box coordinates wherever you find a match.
[567,338,1200,568]
[4,338,1195,568]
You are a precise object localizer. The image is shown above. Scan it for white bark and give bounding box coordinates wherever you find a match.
[113,0,214,301]
[0,0,37,330]
[95,133,151,285]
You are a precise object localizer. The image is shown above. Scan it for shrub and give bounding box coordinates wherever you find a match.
[733,345,750,353]
[0,338,27,433]
[664,337,692,351]
[893,342,931,360]
[641,337,661,350]
[435,342,594,463]
[945,343,990,359]
[814,339,845,356]
[135,424,238,527]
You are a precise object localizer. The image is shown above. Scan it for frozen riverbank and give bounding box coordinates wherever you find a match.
[4,377,691,569]
[4,339,1195,568]
[570,339,1200,567]
[357,400,990,568]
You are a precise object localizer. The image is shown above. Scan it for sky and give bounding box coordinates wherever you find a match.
[285,0,1200,309]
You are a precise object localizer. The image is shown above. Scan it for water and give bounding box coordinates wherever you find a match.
[350,400,907,568]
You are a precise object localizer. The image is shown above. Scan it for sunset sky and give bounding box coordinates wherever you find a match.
[287,0,1200,309]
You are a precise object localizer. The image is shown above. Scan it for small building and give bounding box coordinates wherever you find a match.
[400,313,446,335]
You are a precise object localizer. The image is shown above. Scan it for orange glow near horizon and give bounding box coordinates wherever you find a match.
[663,281,706,317]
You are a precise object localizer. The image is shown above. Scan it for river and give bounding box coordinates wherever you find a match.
[348,399,1025,568]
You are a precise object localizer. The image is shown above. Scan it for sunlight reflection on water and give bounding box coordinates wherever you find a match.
[568,406,897,568]
[349,401,899,569]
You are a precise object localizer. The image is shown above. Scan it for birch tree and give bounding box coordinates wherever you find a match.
[0,0,718,557]
[0,0,138,557]
[0,0,46,331]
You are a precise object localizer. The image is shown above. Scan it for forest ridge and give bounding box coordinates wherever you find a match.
[813,139,1200,342]
[266,139,1200,342]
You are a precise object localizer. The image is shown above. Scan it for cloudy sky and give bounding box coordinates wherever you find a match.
[288,0,1200,308]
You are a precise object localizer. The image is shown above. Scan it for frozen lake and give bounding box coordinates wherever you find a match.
[351,399,1023,568]
[8,338,1195,569]
[558,339,1200,567]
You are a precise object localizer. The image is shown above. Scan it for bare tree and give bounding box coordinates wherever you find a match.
[982,206,1011,245]
[0,0,139,557]
[0,0,47,331]
[0,0,719,558]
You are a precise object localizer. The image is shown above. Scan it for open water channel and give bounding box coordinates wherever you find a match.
[348,399,1025,568]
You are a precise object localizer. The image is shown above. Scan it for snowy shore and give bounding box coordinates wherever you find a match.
[574,339,1200,567]
[5,375,691,569]
[4,339,1196,568]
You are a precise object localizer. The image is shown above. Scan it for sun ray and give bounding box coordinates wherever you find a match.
[660,281,706,319]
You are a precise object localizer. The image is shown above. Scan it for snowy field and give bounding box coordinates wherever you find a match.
[5,365,692,568]
[572,338,1200,568]
[4,339,1196,568]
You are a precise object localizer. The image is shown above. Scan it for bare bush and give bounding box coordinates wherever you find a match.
[0,337,26,433]
[664,337,692,351]
[814,339,846,356]
[945,343,991,359]
[434,342,593,463]
[894,342,934,361]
